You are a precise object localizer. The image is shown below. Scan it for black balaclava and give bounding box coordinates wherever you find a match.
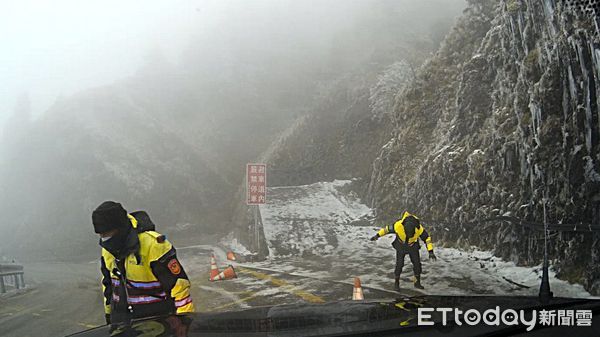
[92,201,139,258]
[100,225,138,259]
[403,215,419,238]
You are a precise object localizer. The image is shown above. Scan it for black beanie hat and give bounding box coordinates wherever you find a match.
[92,201,130,234]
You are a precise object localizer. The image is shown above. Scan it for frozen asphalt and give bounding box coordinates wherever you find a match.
[0,242,592,337]
[0,180,592,336]
[0,247,410,337]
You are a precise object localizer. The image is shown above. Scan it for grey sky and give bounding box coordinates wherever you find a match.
[0,0,207,129]
[0,0,463,133]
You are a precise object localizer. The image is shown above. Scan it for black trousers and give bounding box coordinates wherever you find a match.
[393,241,422,278]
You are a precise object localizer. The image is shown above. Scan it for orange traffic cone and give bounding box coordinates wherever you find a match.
[212,265,237,281]
[352,277,364,300]
[226,251,236,261]
[209,254,220,281]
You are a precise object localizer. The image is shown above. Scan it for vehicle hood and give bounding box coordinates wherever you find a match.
[68,295,600,337]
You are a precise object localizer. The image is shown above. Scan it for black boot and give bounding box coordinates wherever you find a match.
[394,277,400,291]
[414,275,424,290]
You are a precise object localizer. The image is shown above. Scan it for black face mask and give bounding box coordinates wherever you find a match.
[100,226,137,258]
[404,216,418,238]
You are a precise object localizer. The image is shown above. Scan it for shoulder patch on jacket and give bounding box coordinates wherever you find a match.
[168,259,181,275]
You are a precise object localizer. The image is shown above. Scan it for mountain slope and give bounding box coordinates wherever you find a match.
[248,0,600,295]
[368,0,600,293]
[0,84,231,259]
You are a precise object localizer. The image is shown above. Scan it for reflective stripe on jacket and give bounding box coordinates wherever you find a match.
[377,211,434,251]
[101,215,194,321]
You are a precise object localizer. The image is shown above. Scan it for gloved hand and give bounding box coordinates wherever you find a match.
[429,251,437,261]
[370,234,379,241]
[105,313,111,325]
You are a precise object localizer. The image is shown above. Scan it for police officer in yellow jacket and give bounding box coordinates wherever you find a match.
[370,211,436,290]
[92,201,194,325]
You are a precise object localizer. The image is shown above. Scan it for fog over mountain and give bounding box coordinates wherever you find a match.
[0,0,465,260]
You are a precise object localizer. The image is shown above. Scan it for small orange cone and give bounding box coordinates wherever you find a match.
[209,254,220,281]
[352,277,364,300]
[226,251,236,261]
[212,265,237,281]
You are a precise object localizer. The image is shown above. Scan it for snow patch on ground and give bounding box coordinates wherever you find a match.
[220,233,252,255]
[251,180,592,298]
[261,180,373,257]
[263,180,371,223]
[424,247,591,298]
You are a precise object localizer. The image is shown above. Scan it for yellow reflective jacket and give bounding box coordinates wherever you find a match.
[377,211,433,251]
[101,215,194,321]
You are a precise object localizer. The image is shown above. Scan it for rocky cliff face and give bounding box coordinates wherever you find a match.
[368,0,600,294]
[263,74,395,189]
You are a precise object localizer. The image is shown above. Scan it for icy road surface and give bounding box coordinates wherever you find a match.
[1,180,592,337]
[221,180,591,299]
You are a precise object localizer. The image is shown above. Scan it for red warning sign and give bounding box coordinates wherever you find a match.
[246,163,266,205]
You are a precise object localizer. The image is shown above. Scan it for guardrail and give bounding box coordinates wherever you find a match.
[0,264,25,294]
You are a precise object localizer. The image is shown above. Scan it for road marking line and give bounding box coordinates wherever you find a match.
[197,285,245,303]
[196,284,252,296]
[238,267,325,303]
[235,262,411,296]
[78,323,99,328]
[400,319,412,326]
[211,292,261,311]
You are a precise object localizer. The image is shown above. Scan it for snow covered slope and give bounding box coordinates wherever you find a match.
[248,180,592,298]
[260,180,373,257]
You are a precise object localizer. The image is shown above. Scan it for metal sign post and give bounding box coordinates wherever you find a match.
[255,205,259,254]
[539,190,553,302]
